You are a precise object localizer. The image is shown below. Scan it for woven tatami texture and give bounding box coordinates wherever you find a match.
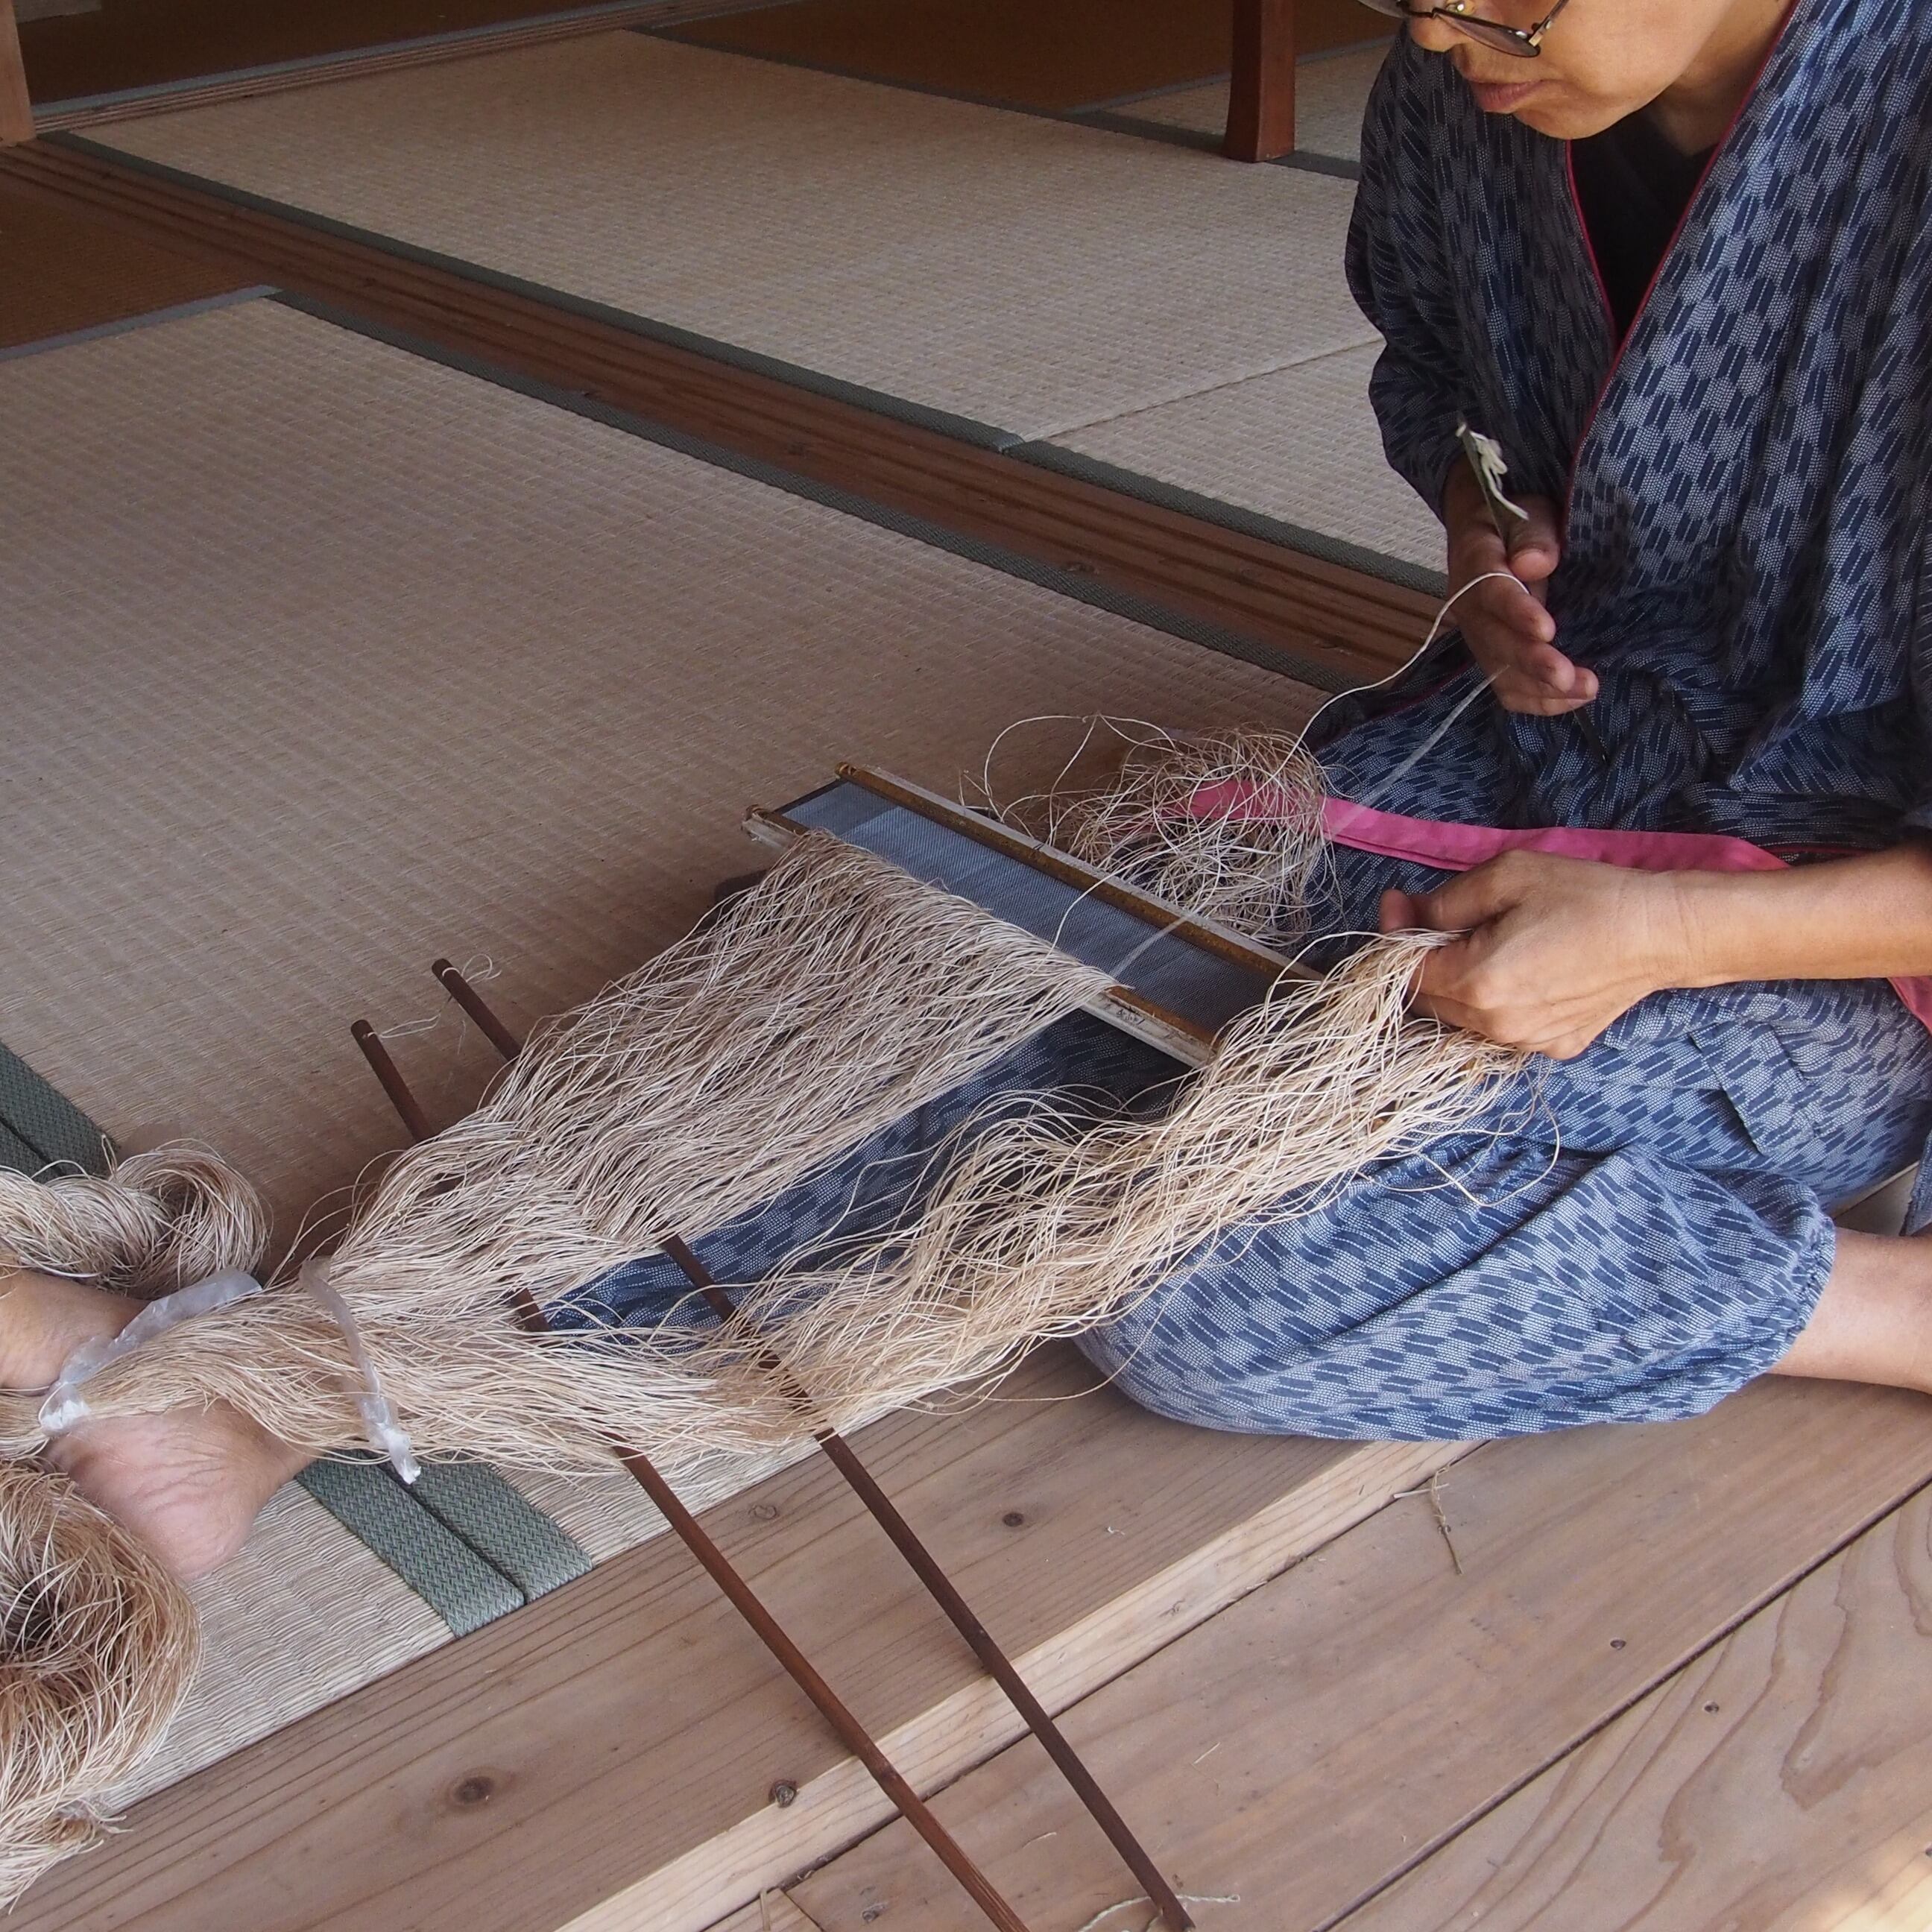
[1,297,1310,1229]
[97,32,1375,441]
[6,299,1316,1796]
[1048,339,1445,571]
[1120,42,1387,160]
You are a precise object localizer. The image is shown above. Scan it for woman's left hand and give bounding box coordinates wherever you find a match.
[1380,851,1695,1058]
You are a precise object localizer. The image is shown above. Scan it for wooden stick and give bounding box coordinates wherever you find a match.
[350,1020,432,1143]
[0,0,34,148]
[431,957,523,1060]
[356,998,1032,1932]
[438,958,1193,1931]
[1225,0,1296,163]
[662,1237,1195,1932]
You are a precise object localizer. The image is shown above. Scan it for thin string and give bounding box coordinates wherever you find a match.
[1293,568,1517,759]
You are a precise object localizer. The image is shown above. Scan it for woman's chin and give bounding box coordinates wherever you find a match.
[1511,98,1608,138]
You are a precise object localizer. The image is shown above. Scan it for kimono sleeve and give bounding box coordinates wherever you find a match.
[1345,42,1467,523]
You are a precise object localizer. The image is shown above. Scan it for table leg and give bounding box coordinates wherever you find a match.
[1225,0,1295,162]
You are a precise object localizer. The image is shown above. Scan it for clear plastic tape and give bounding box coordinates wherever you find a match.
[39,1267,266,1435]
[298,1257,422,1485]
[37,1259,423,1487]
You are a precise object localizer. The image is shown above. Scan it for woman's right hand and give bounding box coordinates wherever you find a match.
[1442,466,1598,716]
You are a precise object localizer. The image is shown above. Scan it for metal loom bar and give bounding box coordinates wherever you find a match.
[350,1009,1032,1932]
[434,959,1193,1931]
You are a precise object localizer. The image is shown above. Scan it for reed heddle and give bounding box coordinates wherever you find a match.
[0,733,1525,1906]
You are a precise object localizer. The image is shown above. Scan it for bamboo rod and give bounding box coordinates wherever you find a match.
[349,1020,432,1143]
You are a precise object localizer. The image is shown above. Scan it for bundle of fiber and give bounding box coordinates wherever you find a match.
[0,1461,199,1902]
[0,812,1523,1898]
[685,932,1521,1422]
[0,833,1113,1478]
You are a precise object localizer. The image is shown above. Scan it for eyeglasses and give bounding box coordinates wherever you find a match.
[1354,0,1571,57]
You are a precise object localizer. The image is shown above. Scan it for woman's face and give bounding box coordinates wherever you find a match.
[1406,0,1790,143]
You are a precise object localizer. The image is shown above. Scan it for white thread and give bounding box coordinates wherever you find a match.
[377,954,504,1043]
[299,1257,421,1484]
[1296,567,1518,752]
[38,1269,266,1436]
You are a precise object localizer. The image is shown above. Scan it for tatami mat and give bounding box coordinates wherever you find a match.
[1046,341,1445,572]
[1,295,1309,1227]
[1115,42,1386,161]
[5,298,1314,1797]
[95,33,1376,442]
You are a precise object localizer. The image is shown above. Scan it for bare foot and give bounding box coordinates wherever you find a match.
[47,1407,308,1579]
[1,1266,306,1579]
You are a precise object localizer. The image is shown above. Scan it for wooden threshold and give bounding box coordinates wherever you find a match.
[10,1349,1459,1932]
[25,1,763,134]
[0,137,1436,689]
[774,1377,1932,1931]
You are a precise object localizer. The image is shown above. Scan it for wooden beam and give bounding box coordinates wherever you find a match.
[0,0,34,148]
[7,1350,1460,1932]
[1336,1482,1932,1930]
[1225,0,1295,163]
[784,1378,1932,1929]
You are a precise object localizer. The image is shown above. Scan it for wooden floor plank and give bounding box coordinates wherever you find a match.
[1336,1483,1932,1932]
[22,0,740,124]
[708,1891,824,1932]
[783,1378,1932,1931]
[12,1349,1456,1932]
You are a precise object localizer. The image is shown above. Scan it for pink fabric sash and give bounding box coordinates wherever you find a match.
[1180,780,1932,1032]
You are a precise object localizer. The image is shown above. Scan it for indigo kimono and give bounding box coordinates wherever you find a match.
[578,5,1932,1439]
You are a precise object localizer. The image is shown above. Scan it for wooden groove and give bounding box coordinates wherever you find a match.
[0,139,1437,681]
[28,0,754,133]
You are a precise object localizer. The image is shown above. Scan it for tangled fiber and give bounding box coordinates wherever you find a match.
[997,723,1333,944]
[0,1148,269,1304]
[0,765,1524,1898]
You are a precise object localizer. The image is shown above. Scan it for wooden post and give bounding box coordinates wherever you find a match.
[0,0,33,146]
[1225,0,1295,163]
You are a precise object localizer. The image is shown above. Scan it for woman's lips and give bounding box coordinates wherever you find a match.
[1465,77,1542,113]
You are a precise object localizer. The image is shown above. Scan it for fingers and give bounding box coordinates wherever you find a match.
[1377,887,1415,934]
[1491,659,1598,715]
[1409,871,1515,936]
[1503,496,1562,583]
[1472,570,1556,646]
[1485,637,1599,715]
[1447,490,1594,714]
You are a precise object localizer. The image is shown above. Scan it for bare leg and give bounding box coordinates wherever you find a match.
[1772,1229,1932,1395]
[0,1266,306,1577]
